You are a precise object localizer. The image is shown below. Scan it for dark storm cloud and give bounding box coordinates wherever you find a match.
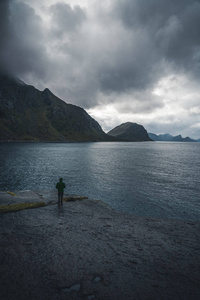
[0,0,89,95]
[0,0,9,43]
[0,0,11,69]
[0,0,49,78]
[97,29,161,93]
[0,0,200,122]
[49,2,86,35]
[113,0,200,77]
[83,0,200,96]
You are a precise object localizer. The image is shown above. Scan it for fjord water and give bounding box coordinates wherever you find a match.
[0,142,200,221]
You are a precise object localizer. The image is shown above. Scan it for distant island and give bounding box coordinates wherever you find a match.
[0,71,199,142]
[148,133,197,142]
[107,122,152,142]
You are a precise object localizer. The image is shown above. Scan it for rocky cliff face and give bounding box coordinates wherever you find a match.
[0,72,110,142]
[107,122,152,141]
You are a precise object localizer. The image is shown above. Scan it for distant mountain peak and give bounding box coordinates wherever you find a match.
[43,88,54,95]
[148,132,196,142]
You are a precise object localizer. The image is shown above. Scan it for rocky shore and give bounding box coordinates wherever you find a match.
[0,190,200,300]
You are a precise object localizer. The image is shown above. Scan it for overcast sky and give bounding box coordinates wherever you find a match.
[1,0,200,138]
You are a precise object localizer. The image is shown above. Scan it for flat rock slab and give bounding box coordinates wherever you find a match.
[0,190,86,206]
[0,190,200,300]
[0,190,53,206]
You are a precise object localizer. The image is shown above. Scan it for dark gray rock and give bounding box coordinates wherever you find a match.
[0,190,200,300]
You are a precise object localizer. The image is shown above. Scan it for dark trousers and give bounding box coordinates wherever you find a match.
[58,192,64,206]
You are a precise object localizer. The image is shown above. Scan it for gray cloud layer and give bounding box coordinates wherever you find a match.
[0,0,200,137]
[49,3,86,34]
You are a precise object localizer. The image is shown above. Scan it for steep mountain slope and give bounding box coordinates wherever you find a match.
[0,72,110,142]
[107,122,152,141]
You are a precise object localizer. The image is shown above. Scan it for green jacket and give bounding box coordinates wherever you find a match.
[56,181,66,193]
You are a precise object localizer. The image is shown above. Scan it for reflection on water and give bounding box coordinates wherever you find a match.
[0,142,200,221]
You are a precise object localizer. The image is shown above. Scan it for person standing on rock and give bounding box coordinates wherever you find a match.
[56,178,66,206]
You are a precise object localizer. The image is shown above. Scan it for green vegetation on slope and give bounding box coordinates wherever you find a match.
[0,73,110,142]
[0,202,46,213]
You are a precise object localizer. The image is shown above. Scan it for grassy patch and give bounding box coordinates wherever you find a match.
[6,191,16,196]
[0,202,46,213]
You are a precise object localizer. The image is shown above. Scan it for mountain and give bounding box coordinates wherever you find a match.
[171,135,194,142]
[148,133,173,141]
[107,122,152,141]
[148,133,196,142]
[0,72,111,142]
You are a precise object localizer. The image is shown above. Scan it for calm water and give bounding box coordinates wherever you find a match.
[0,142,200,221]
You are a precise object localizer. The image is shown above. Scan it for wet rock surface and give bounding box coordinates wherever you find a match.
[0,190,200,299]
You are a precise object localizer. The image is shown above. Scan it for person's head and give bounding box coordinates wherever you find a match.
[59,178,63,182]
